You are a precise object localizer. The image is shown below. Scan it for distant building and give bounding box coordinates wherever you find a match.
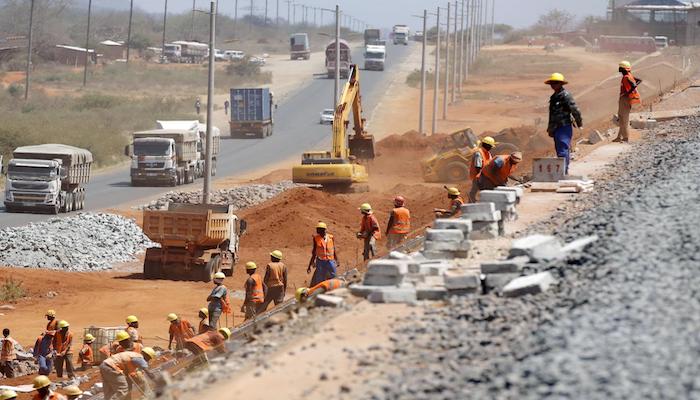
[53,45,97,67]
[98,40,126,61]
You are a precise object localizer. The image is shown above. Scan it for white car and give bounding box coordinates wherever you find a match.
[214,49,226,61]
[250,56,266,66]
[319,109,334,124]
[224,50,245,61]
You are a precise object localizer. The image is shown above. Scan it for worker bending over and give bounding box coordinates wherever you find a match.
[242,262,265,320]
[386,196,411,250]
[357,203,380,261]
[546,73,582,175]
[307,222,340,287]
[54,320,75,379]
[197,308,210,334]
[207,272,231,329]
[99,347,156,400]
[261,250,288,312]
[33,332,53,376]
[31,375,67,400]
[78,334,94,370]
[468,137,495,203]
[295,278,346,303]
[434,187,464,218]
[0,328,17,378]
[477,152,523,190]
[614,61,642,143]
[185,327,231,356]
[167,313,195,351]
[125,315,142,343]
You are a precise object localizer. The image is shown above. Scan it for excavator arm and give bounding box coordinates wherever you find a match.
[332,65,375,160]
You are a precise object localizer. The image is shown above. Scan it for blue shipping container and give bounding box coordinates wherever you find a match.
[230,88,272,122]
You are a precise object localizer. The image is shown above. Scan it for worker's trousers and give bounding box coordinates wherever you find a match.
[617,97,632,141]
[0,360,14,378]
[55,354,75,378]
[386,233,407,250]
[100,363,130,400]
[260,285,285,312]
[553,124,573,175]
[208,307,222,329]
[363,236,377,261]
[243,302,260,320]
[468,178,480,203]
[37,355,53,375]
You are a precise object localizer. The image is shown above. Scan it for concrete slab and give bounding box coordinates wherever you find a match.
[367,287,417,304]
[470,221,500,240]
[416,285,448,301]
[423,240,471,252]
[363,274,404,286]
[366,259,409,276]
[561,235,599,254]
[480,256,530,274]
[503,271,556,297]
[425,229,465,242]
[461,204,502,222]
[433,219,473,235]
[483,273,521,293]
[479,190,517,204]
[421,250,469,259]
[349,284,388,298]
[315,294,345,307]
[444,271,481,290]
[509,234,563,262]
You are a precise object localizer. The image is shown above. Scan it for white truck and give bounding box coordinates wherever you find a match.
[127,128,200,186]
[364,44,386,71]
[156,120,221,176]
[4,144,92,214]
[163,41,209,63]
[393,25,410,45]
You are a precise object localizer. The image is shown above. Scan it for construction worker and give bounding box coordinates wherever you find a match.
[61,386,82,400]
[207,272,231,329]
[198,308,210,334]
[167,313,195,351]
[99,347,155,400]
[32,375,67,400]
[434,187,464,218]
[0,328,17,378]
[467,136,496,203]
[125,315,142,343]
[478,152,523,190]
[224,99,230,115]
[54,320,75,379]
[45,309,58,335]
[261,250,288,312]
[195,97,201,115]
[295,278,346,304]
[100,330,141,358]
[546,72,582,175]
[33,332,54,376]
[614,60,642,143]
[386,196,411,249]
[241,262,265,320]
[77,334,94,370]
[308,222,340,287]
[0,390,17,400]
[357,203,381,261]
[184,328,231,356]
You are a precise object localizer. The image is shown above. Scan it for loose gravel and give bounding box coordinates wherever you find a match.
[139,181,300,210]
[366,119,700,399]
[0,213,155,271]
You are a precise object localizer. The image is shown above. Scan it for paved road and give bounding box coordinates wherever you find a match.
[0,44,413,228]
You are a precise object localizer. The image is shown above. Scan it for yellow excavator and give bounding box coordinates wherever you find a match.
[292,64,375,191]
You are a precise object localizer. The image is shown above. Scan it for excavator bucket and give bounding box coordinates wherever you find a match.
[349,134,375,160]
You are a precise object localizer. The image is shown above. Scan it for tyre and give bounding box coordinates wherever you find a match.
[200,256,220,282]
[52,204,60,215]
[440,161,469,182]
[144,260,161,279]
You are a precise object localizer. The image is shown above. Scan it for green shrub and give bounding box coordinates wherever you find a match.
[73,93,123,111]
[0,278,26,302]
[7,84,23,98]
[226,58,262,78]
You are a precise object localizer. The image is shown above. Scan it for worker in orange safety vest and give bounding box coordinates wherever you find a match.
[307,222,340,287]
[477,152,523,190]
[184,327,231,356]
[125,315,142,343]
[260,250,288,312]
[0,328,18,378]
[77,333,95,370]
[386,196,411,250]
[45,309,58,336]
[434,187,464,218]
[357,203,380,261]
[167,314,195,351]
[99,348,155,400]
[53,320,75,379]
[295,278,346,303]
[241,262,265,320]
[99,330,143,358]
[614,60,642,143]
[31,375,67,400]
[197,308,210,334]
[467,137,495,203]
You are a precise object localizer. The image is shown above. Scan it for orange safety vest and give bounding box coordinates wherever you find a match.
[184,331,227,355]
[32,392,66,400]
[389,207,411,234]
[621,73,641,105]
[247,273,264,303]
[54,331,73,355]
[1,337,16,361]
[308,278,344,297]
[103,351,144,377]
[450,197,465,212]
[360,213,381,239]
[170,320,195,341]
[313,234,335,260]
[265,262,286,287]
[79,343,94,365]
[46,319,58,334]
[482,156,517,187]
[469,146,492,180]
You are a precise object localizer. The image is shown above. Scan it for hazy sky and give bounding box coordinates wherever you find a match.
[128,0,610,30]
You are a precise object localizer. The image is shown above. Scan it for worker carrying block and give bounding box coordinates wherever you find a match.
[184,327,231,356]
[434,187,464,218]
[308,222,340,287]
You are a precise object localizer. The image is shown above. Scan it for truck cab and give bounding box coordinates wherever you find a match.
[364,45,386,71]
[290,33,310,60]
[5,159,63,213]
[129,137,177,185]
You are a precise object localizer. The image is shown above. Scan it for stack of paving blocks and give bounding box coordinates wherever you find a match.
[349,259,417,303]
[479,190,518,221]
[421,219,472,259]
[461,202,501,240]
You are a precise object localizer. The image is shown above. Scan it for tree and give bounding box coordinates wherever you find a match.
[534,9,575,34]
[493,24,514,36]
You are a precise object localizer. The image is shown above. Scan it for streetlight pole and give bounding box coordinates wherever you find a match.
[203,0,217,204]
[126,0,134,64]
[432,7,441,135]
[451,1,458,103]
[82,0,92,87]
[442,2,450,118]
[161,0,168,63]
[24,0,35,100]
[458,0,464,88]
[419,10,428,135]
[334,4,340,107]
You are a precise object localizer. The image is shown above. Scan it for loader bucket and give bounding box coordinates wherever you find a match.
[349,135,375,160]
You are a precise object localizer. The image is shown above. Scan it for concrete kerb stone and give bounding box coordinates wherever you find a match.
[479,190,517,204]
[425,229,465,242]
[416,285,448,300]
[503,271,556,297]
[408,260,452,275]
[444,271,481,291]
[433,219,473,235]
[461,203,502,222]
[482,272,521,294]
[480,256,530,274]
[365,259,409,276]
[388,251,412,260]
[423,240,471,252]
[560,235,599,255]
[508,234,563,262]
[315,294,345,307]
[363,274,404,286]
[495,186,524,204]
[367,287,417,304]
[421,250,470,259]
[470,221,500,240]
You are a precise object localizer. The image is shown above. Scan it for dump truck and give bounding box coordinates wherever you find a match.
[4,144,92,214]
[142,203,246,282]
[422,128,519,182]
[290,33,310,60]
[229,88,274,138]
[364,29,381,46]
[156,120,221,177]
[325,39,351,79]
[126,128,199,186]
[163,41,209,63]
[392,25,409,45]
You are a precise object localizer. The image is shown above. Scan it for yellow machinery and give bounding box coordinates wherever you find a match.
[292,64,375,190]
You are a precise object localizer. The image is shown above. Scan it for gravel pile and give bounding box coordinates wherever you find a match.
[366,119,700,399]
[0,213,155,271]
[139,181,301,210]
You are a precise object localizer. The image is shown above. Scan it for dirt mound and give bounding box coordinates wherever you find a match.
[376,130,448,152]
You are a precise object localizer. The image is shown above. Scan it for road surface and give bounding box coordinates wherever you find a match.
[0,44,413,228]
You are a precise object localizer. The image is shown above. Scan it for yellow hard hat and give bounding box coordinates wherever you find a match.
[295,287,309,303]
[84,333,95,343]
[446,187,460,196]
[218,327,231,340]
[125,315,138,324]
[46,309,56,317]
[141,347,156,360]
[359,203,372,213]
[270,250,283,260]
[115,330,130,342]
[0,390,18,400]
[316,222,327,229]
[199,307,209,316]
[213,271,226,280]
[245,261,257,270]
[481,136,496,146]
[544,72,568,85]
[33,375,51,390]
[166,313,178,322]
[63,385,83,396]
[619,60,632,70]
[57,320,69,329]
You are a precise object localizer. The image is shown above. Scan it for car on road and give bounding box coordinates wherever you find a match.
[319,109,334,124]
[250,56,266,66]
[224,50,245,61]
[214,49,226,61]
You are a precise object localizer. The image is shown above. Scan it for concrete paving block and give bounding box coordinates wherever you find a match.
[349,284,388,298]
[363,273,403,286]
[503,271,556,297]
[462,202,496,214]
[419,262,452,276]
[423,239,471,252]
[388,251,412,260]
[483,273,521,293]
[561,235,599,254]
[469,221,500,240]
[480,256,530,274]
[479,190,517,204]
[461,204,502,222]
[422,275,446,286]
[368,287,417,304]
[416,285,448,301]
[366,259,408,276]
[444,271,481,290]
[425,229,465,242]
[421,250,470,260]
[433,219,473,235]
[495,186,524,202]
[315,294,345,307]
[588,130,605,144]
[508,234,563,262]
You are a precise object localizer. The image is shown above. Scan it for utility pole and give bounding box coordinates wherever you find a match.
[161,0,168,63]
[451,1,458,103]
[286,0,291,25]
[464,0,470,82]
[249,0,254,32]
[490,0,495,46]
[432,7,441,135]
[276,0,279,25]
[314,7,317,27]
[470,0,477,64]
[458,0,464,90]
[334,4,340,107]
[126,0,134,64]
[24,0,35,100]
[442,2,450,118]
[292,2,296,24]
[417,9,427,135]
[82,0,92,87]
[264,0,268,24]
[204,0,216,204]
[234,0,238,35]
[191,0,196,40]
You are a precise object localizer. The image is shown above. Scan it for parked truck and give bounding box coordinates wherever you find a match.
[364,29,381,46]
[325,39,351,79]
[364,44,386,71]
[126,128,199,186]
[229,88,274,138]
[392,25,410,45]
[163,41,209,63]
[4,144,92,214]
[290,33,310,60]
[142,203,246,282]
[156,120,221,176]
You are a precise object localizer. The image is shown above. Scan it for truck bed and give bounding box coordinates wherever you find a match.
[143,204,235,248]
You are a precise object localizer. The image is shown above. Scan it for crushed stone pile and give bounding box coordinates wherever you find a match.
[139,181,301,210]
[0,213,155,271]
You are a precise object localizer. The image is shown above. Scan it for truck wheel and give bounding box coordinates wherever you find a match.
[52,204,60,214]
[201,256,220,282]
[212,160,217,176]
[441,161,469,182]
